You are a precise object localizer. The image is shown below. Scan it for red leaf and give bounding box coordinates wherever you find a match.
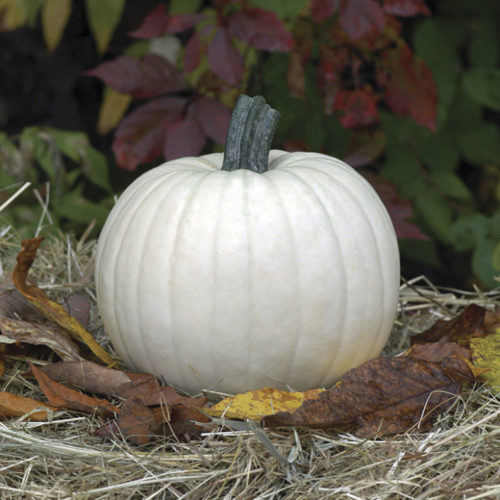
[164,108,205,160]
[311,0,340,22]
[112,98,185,170]
[228,8,293,51]
[130,4,204,38]
[378,45,437,132]
[129,4,169,38]
[364,173,429,240]
[383,0,430,16]
[207,28,243,85]
[192,97,230,144]
[340,0,385,40]
[184,32,203,73]
[86,55,186,99]
[333,87,379,128]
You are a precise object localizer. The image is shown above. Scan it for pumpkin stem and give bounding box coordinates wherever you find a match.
[221,94,280,173]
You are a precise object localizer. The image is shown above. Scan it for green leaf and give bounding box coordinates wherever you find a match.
[23,0,44,26]
[467,15,499,68]
[53,188,112,225]
[416,126,459,171]
[85,0,125,54]
[169,0,203,14]
[41,0,72,51]
[82,147,112,192]
[430,171,472,200]
[52,130,88,162]
[492,241,500,272]
[380,142,420,186]
[463,68,500,111]
[399,239,441,269]
[413,19,464,126]
[457,124,500,164]
[449,214,488,251]
[414,190,452,241]
[448,88,483,135]
[250,0,308,21]
[472,238,498,288]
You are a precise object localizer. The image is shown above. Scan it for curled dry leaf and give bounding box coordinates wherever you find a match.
[38,360,209,443]
[263,342,475,438]
[411,304,500,346]
[0,391,55,421]
[207,387,324,421]
[0,317,80,361]
[30,363,120,417]
[12,238,114,365]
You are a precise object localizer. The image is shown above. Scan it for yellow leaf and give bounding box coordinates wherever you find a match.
[85,0,125,54]
[97,86,131,134]
[206,387,325,421]
[0,0,28,30]
[471,326,500,388]
[42,0,72,52]
[13,237,115,366]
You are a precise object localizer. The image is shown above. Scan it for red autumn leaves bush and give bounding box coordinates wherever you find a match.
[87,0,436,171]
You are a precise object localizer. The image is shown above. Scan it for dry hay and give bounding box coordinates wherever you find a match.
[0,222,499,499]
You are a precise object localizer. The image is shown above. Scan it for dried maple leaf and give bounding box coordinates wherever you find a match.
[263,342,475,437]
[0,317,80,361]
[0,391,55,421]
[30,363,120,417]
[207,387,324,421]
[411,304,500,346]
[12,238,114,365]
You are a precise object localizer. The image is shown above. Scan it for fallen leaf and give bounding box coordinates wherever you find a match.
[411,304,500,346]
[166,403,211,440]
[30,363,120,417]
[263,342,475,437]
[39,360,205,408]
[115,398,163,445]
[470,323,500,388]
[0,274,43,321]
[64,293,91,330]
[207,387,324,421]
[12,238,114,365]
[0,317,80,361]
[0,391,55,421]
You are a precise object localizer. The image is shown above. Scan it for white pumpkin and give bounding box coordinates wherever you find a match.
[95,95,400,394]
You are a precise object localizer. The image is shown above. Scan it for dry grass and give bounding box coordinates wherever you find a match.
[0,211,499,498]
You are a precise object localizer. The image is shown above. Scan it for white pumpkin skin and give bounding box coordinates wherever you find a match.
[95,150,400,394]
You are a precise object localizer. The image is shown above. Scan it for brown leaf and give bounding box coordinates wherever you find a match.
[0,391,55,421]
[0,274,43,321]
[30,363,120,417]
[166,403,211,440]
[40,360,206,408]
[411,304,499,346]
[263,343,474,437]
[12,238,114,365]
[64,293,91,330]
[0,317,80,361]
[116,398,164,445]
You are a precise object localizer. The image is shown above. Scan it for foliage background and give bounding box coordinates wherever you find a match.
[0,0,499,289]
